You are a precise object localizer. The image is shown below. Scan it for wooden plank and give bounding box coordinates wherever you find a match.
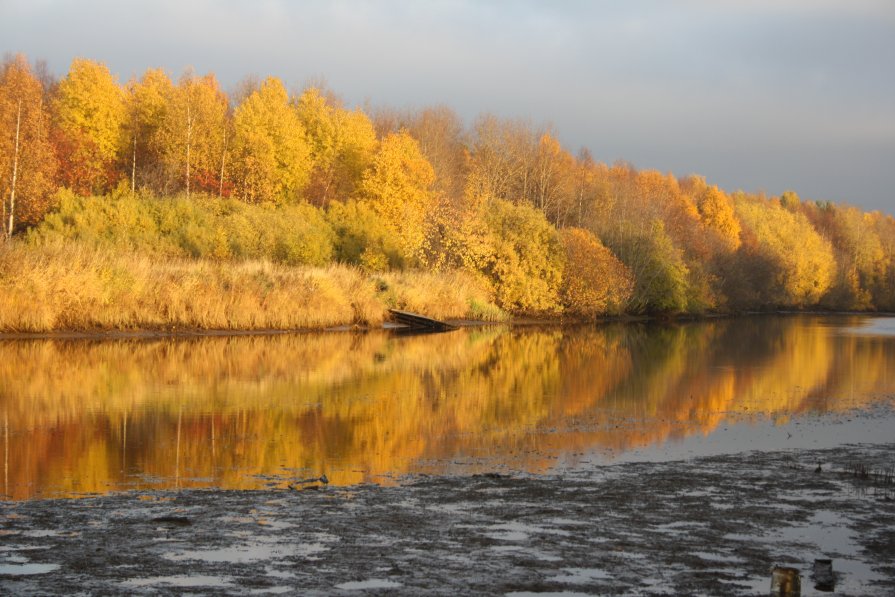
[388,309,459,332]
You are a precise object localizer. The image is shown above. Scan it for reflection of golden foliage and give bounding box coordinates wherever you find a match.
[2,317,894,499]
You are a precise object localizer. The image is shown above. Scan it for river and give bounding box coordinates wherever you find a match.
[3,314,894,500]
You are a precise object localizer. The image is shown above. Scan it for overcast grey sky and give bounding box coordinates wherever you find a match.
[3,0,894,213]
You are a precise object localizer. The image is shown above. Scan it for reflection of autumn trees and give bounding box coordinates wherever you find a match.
[3,317,895,499]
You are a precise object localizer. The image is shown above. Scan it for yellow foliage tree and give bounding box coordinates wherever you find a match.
[735,197,835,306]
[805,202,887,310]
[158,70,228,197]
[869,213,895,310]
[295,87,377,205]
[445,197,564,313]
[123,68,173,193]
[560,228,634,316]
[357,131,436,265]
[231,77,311,203]
[0,54,56,234]
[53,58,125,195]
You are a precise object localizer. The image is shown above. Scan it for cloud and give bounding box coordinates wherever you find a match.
[1,0,893,212]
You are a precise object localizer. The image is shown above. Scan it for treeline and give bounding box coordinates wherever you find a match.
[2,53,895,317]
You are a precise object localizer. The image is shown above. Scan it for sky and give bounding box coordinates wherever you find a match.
[2,0,894,214]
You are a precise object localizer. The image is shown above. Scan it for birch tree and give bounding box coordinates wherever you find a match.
[295,87,376,205]
[231,77,310,203]
[123,68,172,193]
[158,70,228,197]
[1,54,55,236]
[53,58,125,195]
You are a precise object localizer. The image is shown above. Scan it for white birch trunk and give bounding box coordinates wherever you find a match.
[131,133,137,195]
[7,100,22,239]
[218,128,227,198]
[186,102,192,199]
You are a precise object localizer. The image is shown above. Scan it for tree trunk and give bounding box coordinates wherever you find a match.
[131,133,137,195]
[7,100,22,239]
[218,128,227,198]
[185,103,192,199]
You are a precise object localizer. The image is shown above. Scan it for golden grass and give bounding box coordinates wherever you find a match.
[0,241,502,332]
[376,270,508,322]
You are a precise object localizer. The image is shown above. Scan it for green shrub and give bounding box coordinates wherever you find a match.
[326,199,404,271]
[29,191,335,267]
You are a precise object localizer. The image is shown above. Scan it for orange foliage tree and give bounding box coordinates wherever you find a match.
[0,54,56,234]
[560,228,633,317]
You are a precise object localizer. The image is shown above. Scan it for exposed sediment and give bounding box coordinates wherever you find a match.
[1,445,893,595]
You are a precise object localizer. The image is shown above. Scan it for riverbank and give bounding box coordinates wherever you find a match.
[0,242,506,333]
[2,444,893,595]
[3,241,892,337]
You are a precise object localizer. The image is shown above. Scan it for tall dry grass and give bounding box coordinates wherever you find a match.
[0,241,502,332]
[376,270,507,322]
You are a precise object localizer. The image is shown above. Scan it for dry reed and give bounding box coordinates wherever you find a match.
[0,242,501,332]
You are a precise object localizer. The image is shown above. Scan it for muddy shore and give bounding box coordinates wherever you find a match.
[2,444,893,595]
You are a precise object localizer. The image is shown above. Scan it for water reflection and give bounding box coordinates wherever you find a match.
[2,316,894,499]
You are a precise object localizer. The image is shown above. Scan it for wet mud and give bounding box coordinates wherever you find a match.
[2,445,893,595]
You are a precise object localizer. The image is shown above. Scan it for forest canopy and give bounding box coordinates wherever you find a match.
[2,54,894,319]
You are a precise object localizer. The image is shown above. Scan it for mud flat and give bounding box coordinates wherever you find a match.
[2,445,893,596]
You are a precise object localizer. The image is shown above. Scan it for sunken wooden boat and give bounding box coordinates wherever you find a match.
[388,309,459,332]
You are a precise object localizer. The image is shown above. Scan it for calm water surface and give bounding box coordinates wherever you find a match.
[2,315,894,500]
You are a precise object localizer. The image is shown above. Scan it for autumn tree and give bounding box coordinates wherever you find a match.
[568,150,611,229]
[530,132,577,226]
[158,70,228,197]
[53,58,125,195]
[732,195,835,307]
[466,116,583,228]
[371,104,472,266]
[122,68,172,193]
[692,181,741,251]
[295,87,377,205]
[356,131,436,265]
[560,227,633,316]
[466,114,536,204]
[584,166,708,313]
[230,77,311,203]
[613,220,692,313]
[779,190,801,211]
[0,54,56,235]
[408,106,467,202]
[870,213,895,310]
[804,202,886,310]
[444,197,564,313]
